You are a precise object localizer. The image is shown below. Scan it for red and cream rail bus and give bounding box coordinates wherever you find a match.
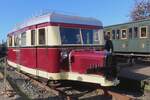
[7,13,119,86]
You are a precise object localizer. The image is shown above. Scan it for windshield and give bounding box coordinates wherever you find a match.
[60,27,100,45]
[60,27,81,44]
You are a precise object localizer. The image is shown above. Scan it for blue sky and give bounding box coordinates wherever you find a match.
[0,0,134,42]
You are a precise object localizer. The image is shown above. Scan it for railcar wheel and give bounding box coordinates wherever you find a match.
[127,57,135,66]
[47,80,60,88]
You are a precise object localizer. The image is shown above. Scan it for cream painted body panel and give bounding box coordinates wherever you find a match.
[8,25,104,47]
[47,26,61,45]
[99,30,104,45]
[8,60,119,86]
[26,30,31,46]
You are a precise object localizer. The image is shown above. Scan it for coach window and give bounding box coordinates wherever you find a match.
[38,28,45,45]
[9,36,12,46]
[140,26,147,38]
[121,29,127,39]
[31,30,36,45]
[128,28,132,39]
[116,30,120,39]
[112,30,116,39]
[21,32,26,46]
[134,27,138,38]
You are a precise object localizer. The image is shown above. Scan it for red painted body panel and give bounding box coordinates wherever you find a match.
[7,47,118,86]
[19,48,36,69]
[37,48,60,73]
[8,47,61,73]
[8,48,107,75]
[7,48,17,63]
[71,51,105,73]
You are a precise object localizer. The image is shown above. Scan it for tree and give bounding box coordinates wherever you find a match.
[0,42,7,58]
[130,0,150,21]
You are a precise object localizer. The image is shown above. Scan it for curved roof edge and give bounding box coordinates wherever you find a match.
[11,12,102,33]
[104,18,150,28]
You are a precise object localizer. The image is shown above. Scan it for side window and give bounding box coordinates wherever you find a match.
[134,27,138,38]
[116,30,120,39]
[14,35,19,46]
[31,30,36,45]
[128,28,132,39]
[112,30,116,39]
[121,29,127,39]
[21,32,26,46]
[9,36,12,46]
[38,28,45,45]
[140,26,147,38]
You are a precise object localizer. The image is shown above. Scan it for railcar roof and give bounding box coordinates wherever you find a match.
[10,12,102,33]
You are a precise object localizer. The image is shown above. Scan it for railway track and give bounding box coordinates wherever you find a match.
[14,69,134,100]
[0,59,134,100]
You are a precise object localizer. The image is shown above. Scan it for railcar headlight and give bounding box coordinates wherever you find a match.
[60,51,68,59]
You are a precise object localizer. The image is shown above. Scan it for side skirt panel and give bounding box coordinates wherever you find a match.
[7,60,119,86]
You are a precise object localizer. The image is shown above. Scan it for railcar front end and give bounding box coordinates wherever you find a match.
[7,13,119,86]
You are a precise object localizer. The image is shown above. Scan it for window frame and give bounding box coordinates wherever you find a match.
[93,30,100,44]
[60,27,81,45]
[128,28,133,39]
[116,29,120,40]
[31,30,36,46]
[38,28,46,45]
[8,36,12,47]
[104,31,111,40]
[133,27,138,38]
[139,26,148,38]
[112,30,116,40]
[121,29,127,39]
[14,35,20,46]
[21,32,26,46]
[59,27,100,45]
[81,29,95,44]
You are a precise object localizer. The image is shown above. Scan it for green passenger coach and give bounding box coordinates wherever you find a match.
[104,19,150,62]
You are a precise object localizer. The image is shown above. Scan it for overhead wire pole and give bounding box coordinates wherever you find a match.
[2,39,7,93]
[0,47,7,94]
[0,57,6,93]
[1,39,8,94]
[4,57,7,93]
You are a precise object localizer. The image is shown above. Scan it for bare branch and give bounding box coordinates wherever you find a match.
[130,0,150,21]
